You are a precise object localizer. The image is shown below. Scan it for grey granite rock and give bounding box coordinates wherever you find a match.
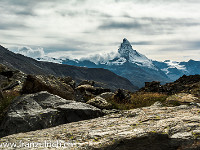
[0,91,102,138]
[86,96,113,109]
[1,104,200,149]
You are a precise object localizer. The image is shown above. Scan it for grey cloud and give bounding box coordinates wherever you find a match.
[56,9,112,18]
[131,41,153,45]
[0,0,37,6]
[115,0,200,3]
[0,22,28,30]
[99,21,143,30]
[15,9,36,16]
[0,1,37,16]
[98,17,200,35]
[43,38,90,53]
[189,41,200,49]
[17,46,45,58]
[112,41,153,46]
[157,40,200,52]
[44,45,84,53]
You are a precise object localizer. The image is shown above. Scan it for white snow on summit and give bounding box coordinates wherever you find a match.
[79,38,158,70]
[117,38,157,70]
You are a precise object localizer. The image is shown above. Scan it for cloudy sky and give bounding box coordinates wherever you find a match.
[1,0,200,61]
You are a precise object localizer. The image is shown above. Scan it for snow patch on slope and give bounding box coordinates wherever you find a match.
[164,60,186,70]
[107,57,127,66]
[37,56,63,64]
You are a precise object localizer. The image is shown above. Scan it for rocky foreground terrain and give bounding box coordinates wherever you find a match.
[0,62,200,149]
[1,103,200,149]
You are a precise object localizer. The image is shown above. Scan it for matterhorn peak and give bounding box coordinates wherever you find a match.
[118,38,136,60]
[117,38,156,70]
[122,38,131,44]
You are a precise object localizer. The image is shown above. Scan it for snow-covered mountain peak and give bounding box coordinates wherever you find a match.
[122,38,131,44]
[117,38,157,70]
[118,38,135,59]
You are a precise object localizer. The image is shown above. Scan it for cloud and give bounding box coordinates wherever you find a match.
[1,0,200,62]
[80,51,120,64]
[17,46,45,58]
[0,22,28,30]
[99,21,143,30]
[98,18,200,35]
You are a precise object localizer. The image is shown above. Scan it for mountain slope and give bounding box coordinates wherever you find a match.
[0,45,138,91]
[153,59,200,81]
[62,38,171,87]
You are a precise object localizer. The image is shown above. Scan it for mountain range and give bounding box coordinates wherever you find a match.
[37,38,200,88]
[0,45,137,91]
[153,59,200,81]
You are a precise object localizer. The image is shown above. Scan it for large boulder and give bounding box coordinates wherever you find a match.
[0,91,103,138]
[58,76,76,89]
[75,84,111,102]
[86,96,113,109]
[143,81,161,92]
[113,89,131,103]
[21,75,75,100]
[98,92,114,100]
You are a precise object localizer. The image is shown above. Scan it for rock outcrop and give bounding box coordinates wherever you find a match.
[21,75,75,100]
[1,103,200,149]
[75,84,111,102]
[78,80,95,86]
[113,89,131,103]
[98,92,114,100]
[0,64,25,93]
[143,81,161,92]
[140,75,200,96]
[0,91,103,138]
[86,96,113,109]
[58,76,76,89]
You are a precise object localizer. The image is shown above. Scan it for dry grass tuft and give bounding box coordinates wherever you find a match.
[108,92,168,110]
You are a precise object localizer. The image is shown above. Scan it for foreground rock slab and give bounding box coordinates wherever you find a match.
[0,91,102,138]
[1,103,200,149]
